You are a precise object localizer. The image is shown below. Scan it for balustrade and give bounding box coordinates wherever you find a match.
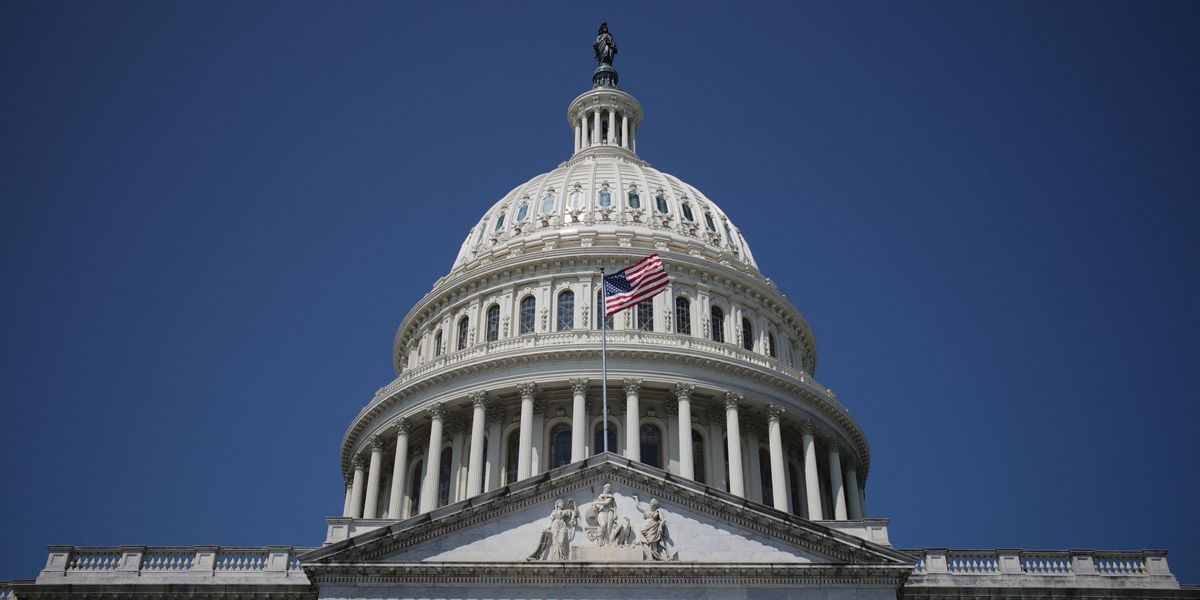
[906,549,1174,584]
[37,546,314,583]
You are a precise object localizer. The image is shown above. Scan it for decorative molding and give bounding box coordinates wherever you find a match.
[622,378,642,396]
[569,378,590,395]
[470,390,488,409]
[518,382,538,401]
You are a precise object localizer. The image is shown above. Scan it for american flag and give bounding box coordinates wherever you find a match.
[603,254,669,316]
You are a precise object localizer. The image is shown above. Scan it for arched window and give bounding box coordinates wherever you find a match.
[759,447,773,505]
[692,429,706,484]
[516,201,529,221]
[655,194,669,214]
[457,316,469,351]
[550,424,572,469]
[438,447,453,507]
[540,194,556,214]
[433,330,443,357]
[767,333,777,358]
[675,296,691,335]
[494,211,506,231]
[704,212,717,232]
[407,459,423,517]
[557,290,575,331]
[594,421,617,455]
[640,424,663,469]
[505,430,520,485]
[681,202,695,222]
[627,191,641,209]
[711,306,725,343]
[485,305,500,342]
[519,296,536,334]
[598,190,612,207]
[595,289,613,330]
[742,318,754,351]
[636,300,653,331]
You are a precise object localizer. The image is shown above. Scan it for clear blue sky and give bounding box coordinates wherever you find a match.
[2,0,1198,584]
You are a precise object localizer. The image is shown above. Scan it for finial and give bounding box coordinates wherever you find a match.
[592,22,619,88]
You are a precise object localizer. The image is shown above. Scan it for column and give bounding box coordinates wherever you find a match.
[623,379,642,461]
[724,392,745,497]
[827,441,847,521]
[570,378,588,462]
[466,391,487,497]
[574,122,581,152]
[531,399,546,474]
[449,419,466,503]
[341,477,353,517]
[607,107,616,144]
[844,455,863,520]
[486,407,504,491]
[348,456,366,519]
[516,383,536,480]
[387,419,410,519]
[632,124,637,153]
[766,406,788,511]
[592,108,601,147]
[675,384,695,479]
[418,403,445,513]
[621,114,629,149]
[581,114,589,148]
[363,437,384,518]
[800,422,823,520]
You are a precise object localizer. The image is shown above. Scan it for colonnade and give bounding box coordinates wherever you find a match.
[574,105,636,154]
[342,379,866,522]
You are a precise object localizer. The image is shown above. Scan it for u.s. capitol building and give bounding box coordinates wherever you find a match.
[6,24,1194,600]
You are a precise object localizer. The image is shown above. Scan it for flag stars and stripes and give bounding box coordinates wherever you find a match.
[603,254,669,316]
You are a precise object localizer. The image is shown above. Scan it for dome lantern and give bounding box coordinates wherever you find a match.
[569,23,643,158]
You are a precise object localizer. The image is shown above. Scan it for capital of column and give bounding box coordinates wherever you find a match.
[798,420,817,437]
[352,456,366,469]
[622,378,642,395]
[766,404,785,423]
[723,391,743,409]
[674,382,695,401]
[517,382,538,401]
[569,378,589,395]
[842,453,859,470]
[821,434,841,454]
[370,436,386,451]
[394,418,411,436]
[471,390,488,409]
[428,402,446,420]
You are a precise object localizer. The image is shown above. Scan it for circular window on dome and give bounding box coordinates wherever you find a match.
[541,194,556,214]
[681,202,695,222]
[655,194,669,214]
[494,212,506,231]
[627,192,641,209]
[516,201,529,221]
[703,212,717,232]
[599,190,612,207]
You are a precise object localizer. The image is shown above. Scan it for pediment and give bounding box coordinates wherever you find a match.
[303,454,911,569]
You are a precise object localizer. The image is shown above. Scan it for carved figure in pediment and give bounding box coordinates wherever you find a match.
[527,499,579,561]
[584,484,634,546]
[633,496,678,561]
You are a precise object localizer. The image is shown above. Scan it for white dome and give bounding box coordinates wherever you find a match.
[452,146,758,273]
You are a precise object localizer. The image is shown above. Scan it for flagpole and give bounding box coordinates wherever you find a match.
[600,267,609,454]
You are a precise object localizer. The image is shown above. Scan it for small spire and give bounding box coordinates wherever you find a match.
[592,22,619,88]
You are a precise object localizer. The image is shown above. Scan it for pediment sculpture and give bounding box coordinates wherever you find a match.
[527,483,677,562]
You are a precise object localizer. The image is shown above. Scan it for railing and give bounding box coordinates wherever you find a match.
[903,549,1177,588]
[36,546,315,584]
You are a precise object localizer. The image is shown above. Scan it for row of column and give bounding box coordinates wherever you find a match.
[574,106,636,153]
[343,381,864,521]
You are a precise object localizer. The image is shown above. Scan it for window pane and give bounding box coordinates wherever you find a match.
[433,331,442,356]
[570,190,581,209]
[494,212,505,231]
[768,333,777,357]
[627,192,640,208]
[557,291,575,331]
[655,194,669,213]
[516,202,529,221]
[640,424,662,469]
[599,191,611,207]
[636,300,653,331]
[550,425,572,469]
[541,195,556,214]
[520,296,536,334]
[681,203,694,221]
[704,212,717,232]
[711,307,725,343]
[675,297,691,335]
[742,318,754,351]
[457,317,469,350]
[486,305,500,342]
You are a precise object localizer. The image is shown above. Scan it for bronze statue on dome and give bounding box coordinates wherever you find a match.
[594,22,617,66]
